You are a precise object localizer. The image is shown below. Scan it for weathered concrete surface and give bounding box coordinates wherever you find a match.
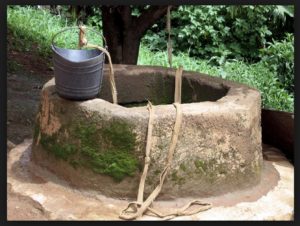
[262,109,294,161]
[31,65,262,198]
[7,140,16,151]
[8,140,293,220]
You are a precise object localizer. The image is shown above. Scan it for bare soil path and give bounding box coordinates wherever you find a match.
[7,50,53,144]
[7,49,53,220]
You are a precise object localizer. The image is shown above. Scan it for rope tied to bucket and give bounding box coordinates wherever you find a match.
[119,66,212,220]
[78,25,118,104]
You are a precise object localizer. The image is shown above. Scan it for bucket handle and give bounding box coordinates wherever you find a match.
[51,26,107,50]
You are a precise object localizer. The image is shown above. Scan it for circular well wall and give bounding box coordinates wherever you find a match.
[32,64,262,199]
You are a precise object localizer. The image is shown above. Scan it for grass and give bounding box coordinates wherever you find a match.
[7,6,103,58]
[7,6,294,112]
[138,45,294,112]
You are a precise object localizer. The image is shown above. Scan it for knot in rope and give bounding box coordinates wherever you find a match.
[144,156,151,164]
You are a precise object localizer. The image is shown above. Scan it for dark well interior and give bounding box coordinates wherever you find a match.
[98,70,229,107]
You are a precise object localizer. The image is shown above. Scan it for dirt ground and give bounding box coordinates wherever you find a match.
[7,49,53,144]
[7,48,53,220]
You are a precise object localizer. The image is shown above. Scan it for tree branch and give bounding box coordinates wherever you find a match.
[135,6,170,37]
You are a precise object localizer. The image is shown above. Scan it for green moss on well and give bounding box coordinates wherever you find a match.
[85,149,138,181]
[171,171,185,185]
[193,157,232,183]
[40,133,77,161]
[101,121,136,151]
[75,123,97,144]
[73,120,139,181]
[180,163,187,172]
[194,159,207,173]
[38,118,139,182]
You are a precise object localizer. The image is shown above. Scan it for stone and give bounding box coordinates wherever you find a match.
[31,64,262,199]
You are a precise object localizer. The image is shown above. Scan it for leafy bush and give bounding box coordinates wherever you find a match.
[143,5,293,64]
[86,7,103,30]
[260,33,294,93]
[218,60,294,112]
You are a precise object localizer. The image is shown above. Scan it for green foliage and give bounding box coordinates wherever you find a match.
[8,6,67,57]
[7,6,103,58]
[143,5,293,63]
[86,7,102,30]
[271,5,294,23]
[7,5,294,112]
[138,45,219,75]
[218,60,294,112]
[260,33,294,93]
[138,45,294,112]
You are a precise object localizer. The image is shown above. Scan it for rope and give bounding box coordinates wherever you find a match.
[119,102,182,220]
[144,200,212,220]
[119,67,212,221]
[137,101,154,204]
[78,25,87,49]
[79,25,118,104]
[174,66,182,103]
[76,25,211,221]
[85,43,118,104]
[167,6,172,68]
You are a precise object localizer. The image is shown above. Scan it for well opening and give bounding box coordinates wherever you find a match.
[98,69,229,107]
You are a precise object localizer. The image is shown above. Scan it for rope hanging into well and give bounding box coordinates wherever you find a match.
[79,25,118,104]
[167,6,172,68]
[119,66,212,220]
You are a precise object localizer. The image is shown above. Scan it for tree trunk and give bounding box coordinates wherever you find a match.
[101,6,171,65]
[101,6,141,64]
[122,32,141,65]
